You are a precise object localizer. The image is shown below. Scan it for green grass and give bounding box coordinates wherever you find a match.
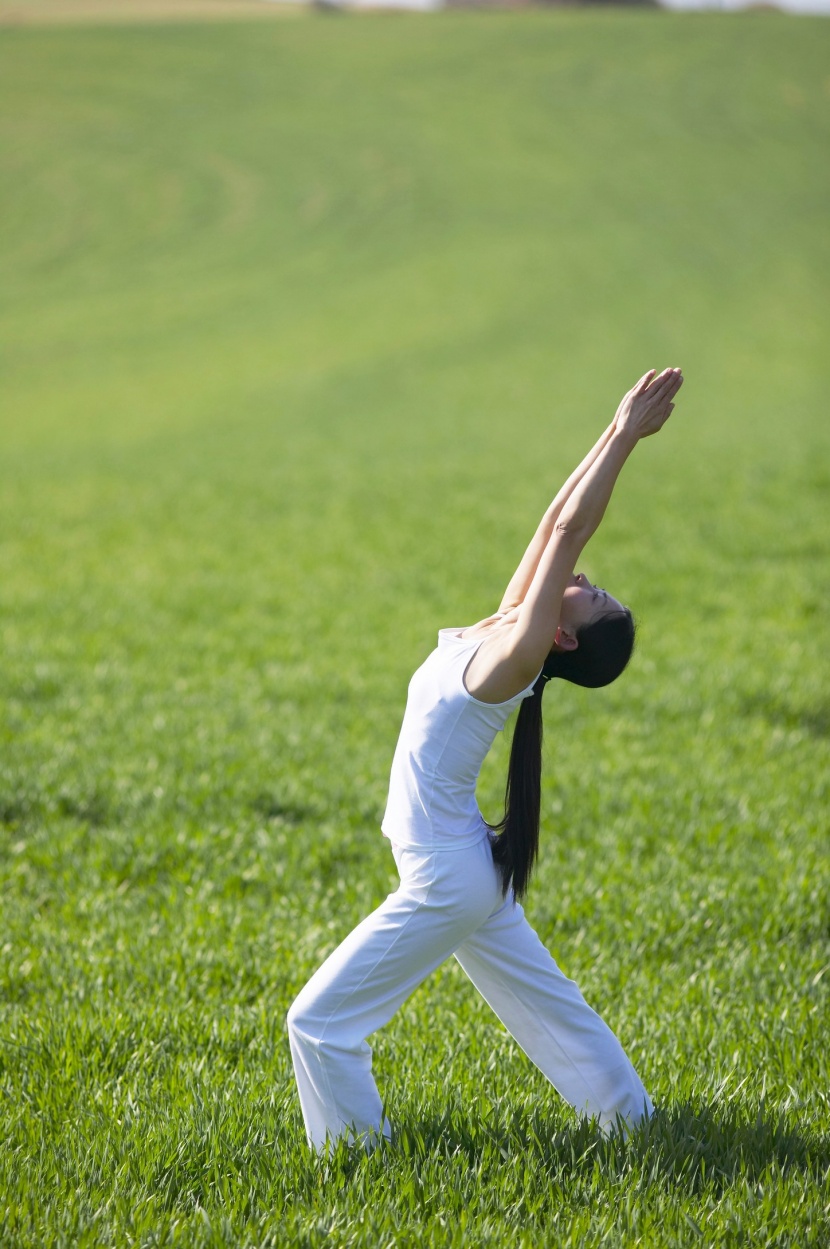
[1,8,829,1246]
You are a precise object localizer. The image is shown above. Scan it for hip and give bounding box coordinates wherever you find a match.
[387,830,507,918]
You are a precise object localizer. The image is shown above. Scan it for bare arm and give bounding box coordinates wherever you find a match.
[509,428,640,663]
[497,420,618,613]
[498,372,681,613]
[468,367,683,700]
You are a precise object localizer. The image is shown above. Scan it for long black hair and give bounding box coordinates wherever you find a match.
[490,610,635,901]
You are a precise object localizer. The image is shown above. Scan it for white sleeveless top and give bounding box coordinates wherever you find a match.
[381,628,542,850]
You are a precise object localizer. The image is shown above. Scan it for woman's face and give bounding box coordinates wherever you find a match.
[559,572,624,636]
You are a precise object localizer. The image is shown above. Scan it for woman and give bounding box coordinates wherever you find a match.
[288,366,684,1152]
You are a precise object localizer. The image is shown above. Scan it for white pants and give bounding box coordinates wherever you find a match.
[287,836,652,1152]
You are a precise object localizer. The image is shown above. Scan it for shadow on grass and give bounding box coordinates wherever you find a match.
[740,691,830,740]
[310,1101,829,1193]
[625,1101,829,1191]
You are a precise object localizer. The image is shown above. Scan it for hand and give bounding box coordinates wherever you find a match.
[614,367,684,440]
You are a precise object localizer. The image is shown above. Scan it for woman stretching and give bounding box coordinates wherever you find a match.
[288,366,684,1152]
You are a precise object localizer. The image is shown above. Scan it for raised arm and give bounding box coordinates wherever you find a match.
[498,420,618,613]
[467,367,683,701]
[498,372,675,612]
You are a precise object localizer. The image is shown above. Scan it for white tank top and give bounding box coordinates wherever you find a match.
[381,628,541,850]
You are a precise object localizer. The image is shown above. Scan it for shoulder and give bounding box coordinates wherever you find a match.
[462,627,543,704]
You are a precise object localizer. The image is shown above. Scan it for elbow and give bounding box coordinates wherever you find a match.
[553,517,590,543]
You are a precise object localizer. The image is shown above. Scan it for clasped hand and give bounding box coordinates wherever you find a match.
[615,367,683,440]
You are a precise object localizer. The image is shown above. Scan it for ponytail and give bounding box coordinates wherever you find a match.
[490,680,545,901]
[490,610,635,901]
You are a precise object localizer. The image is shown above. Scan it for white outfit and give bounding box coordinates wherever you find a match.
[381,626,539,851]
[287,628,653,1151]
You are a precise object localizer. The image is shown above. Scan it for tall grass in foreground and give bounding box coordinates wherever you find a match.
[1,9,829,1245]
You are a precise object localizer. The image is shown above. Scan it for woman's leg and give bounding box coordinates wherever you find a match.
[287,838,503,1152]
[454,894,653,1133]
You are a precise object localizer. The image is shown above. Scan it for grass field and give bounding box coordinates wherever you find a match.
[1,6,829,1245]
[0,0,300,27]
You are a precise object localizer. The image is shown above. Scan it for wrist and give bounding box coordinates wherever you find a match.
[610,424,639,453]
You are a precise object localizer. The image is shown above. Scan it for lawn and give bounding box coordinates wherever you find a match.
[1,7,829,1245]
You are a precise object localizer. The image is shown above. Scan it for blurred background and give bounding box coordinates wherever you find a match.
[1,0,828,940]
[3,0,830,16]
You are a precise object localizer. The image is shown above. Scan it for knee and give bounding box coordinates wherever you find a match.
[286,988,317,1043]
